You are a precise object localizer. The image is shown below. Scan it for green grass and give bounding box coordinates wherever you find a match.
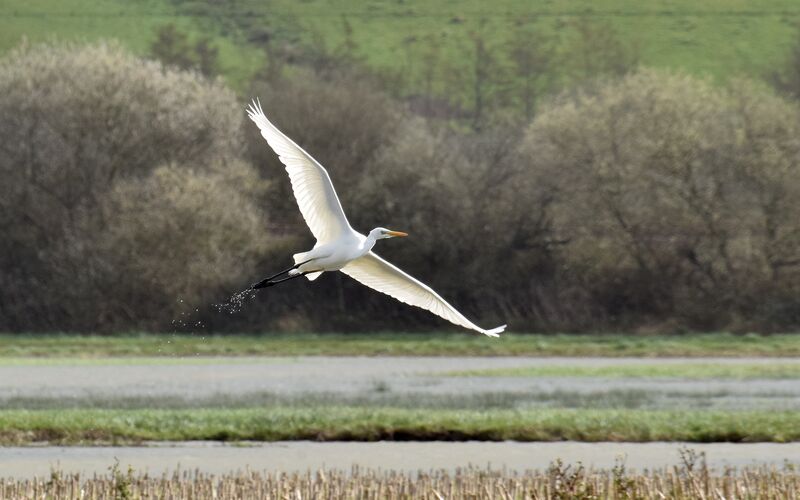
[0,407,797,444]
[447,362,800,379]
[2,332,800,358]
[0,356,291,366]
[3,0,800,97]
[0,0,264,88]
[0,389,666,411]
[263,0,800,82]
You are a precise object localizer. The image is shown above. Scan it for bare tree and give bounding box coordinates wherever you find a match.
[0,42,269,331]
[521,68,800,331]
[465,20,505,131]
[507,22,554,122]
[150,24,220,77]
[562,17,639,83]
[769,23,800,100]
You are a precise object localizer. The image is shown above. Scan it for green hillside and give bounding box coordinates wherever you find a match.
[3,0,800,93]
[0,0,264,87]
[261,0,800,80]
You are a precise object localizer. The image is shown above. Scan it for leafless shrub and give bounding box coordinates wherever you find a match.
[0,42,269,331]
[521,68,800,331]
[61,161,270,329]
[4,42,800,333]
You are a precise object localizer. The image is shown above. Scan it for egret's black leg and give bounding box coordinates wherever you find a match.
[251,260,312,290]
[255,271,313,288]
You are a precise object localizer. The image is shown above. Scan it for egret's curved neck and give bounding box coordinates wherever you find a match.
[363,232,379,254]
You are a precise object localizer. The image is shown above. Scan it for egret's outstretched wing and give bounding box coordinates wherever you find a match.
[247,99,352,243]
[341,252,506,337]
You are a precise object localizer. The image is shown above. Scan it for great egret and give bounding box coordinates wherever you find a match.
[246,100,506,337]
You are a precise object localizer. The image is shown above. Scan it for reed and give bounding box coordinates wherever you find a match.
[3,452,800,499]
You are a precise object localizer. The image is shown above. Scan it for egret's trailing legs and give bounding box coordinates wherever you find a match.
[251,260,311,290]
[253,271,309,289]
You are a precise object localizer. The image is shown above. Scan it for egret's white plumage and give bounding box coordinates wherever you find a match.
[246,100,506,337]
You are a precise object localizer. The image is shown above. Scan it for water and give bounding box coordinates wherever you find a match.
[165,287,258,358]
[170,285,260,335]
[214,288,258,314]
[170,298,206,330]
[5,442,800,478]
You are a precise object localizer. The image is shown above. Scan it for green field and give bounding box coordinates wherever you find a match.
[0,407,797,444]
[258,0,800,82]
[3,332,800,357]
[3,0,800,93]
[0,0,264,87]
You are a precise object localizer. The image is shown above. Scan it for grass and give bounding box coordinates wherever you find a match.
[3,0,800,96]
[0,389,667,411]
[447,362,800,379]
[2,332,800,358]
[0,0,264,88]
[8,458,800,499]
[1,407,798,444]
[262,0,800,82]
[0,356,291,366]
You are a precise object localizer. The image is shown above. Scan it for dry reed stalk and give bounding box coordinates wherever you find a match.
[5,458,800,499]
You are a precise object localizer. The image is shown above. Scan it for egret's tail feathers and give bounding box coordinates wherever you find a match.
[304,271,323,281]
[291,252,322,280]
[293,252,311,265]
[481,324,506,337]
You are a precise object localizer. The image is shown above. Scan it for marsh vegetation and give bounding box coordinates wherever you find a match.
[5,452,800,499]
[3,333,800,358]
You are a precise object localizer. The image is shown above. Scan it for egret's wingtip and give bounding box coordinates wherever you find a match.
[483,324,506,337]
[246,97,264,118]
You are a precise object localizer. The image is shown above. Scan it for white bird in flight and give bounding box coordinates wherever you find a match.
[246,100,506,337]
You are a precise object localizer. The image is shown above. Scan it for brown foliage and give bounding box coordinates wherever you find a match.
[3,42,800,333]
[0,42,269,331]
[522,69,800,330]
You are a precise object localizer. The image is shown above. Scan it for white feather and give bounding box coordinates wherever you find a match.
[247,100,506,336]
[342,252,505,337]
[246,100,352,244]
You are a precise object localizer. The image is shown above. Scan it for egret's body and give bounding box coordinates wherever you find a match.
[292,230,376,275]
[246,100,506,337]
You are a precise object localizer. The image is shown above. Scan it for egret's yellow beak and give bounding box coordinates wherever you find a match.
[387,230,408,237]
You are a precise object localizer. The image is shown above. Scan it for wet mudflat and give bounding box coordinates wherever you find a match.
[3,356,800,478]
[1,356,800,410]
[3,441,800,479]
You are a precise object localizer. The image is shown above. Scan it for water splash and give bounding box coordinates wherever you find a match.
[171,308,204,330]
[214,288,258,314]
[171,298,206,332]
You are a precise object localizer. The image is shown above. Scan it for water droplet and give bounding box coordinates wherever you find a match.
[214,288,258,314]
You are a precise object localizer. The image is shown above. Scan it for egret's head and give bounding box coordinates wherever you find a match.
[371,227,408,240]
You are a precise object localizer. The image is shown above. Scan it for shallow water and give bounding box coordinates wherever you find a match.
[2,357,800,411]
[4,441,800,479]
